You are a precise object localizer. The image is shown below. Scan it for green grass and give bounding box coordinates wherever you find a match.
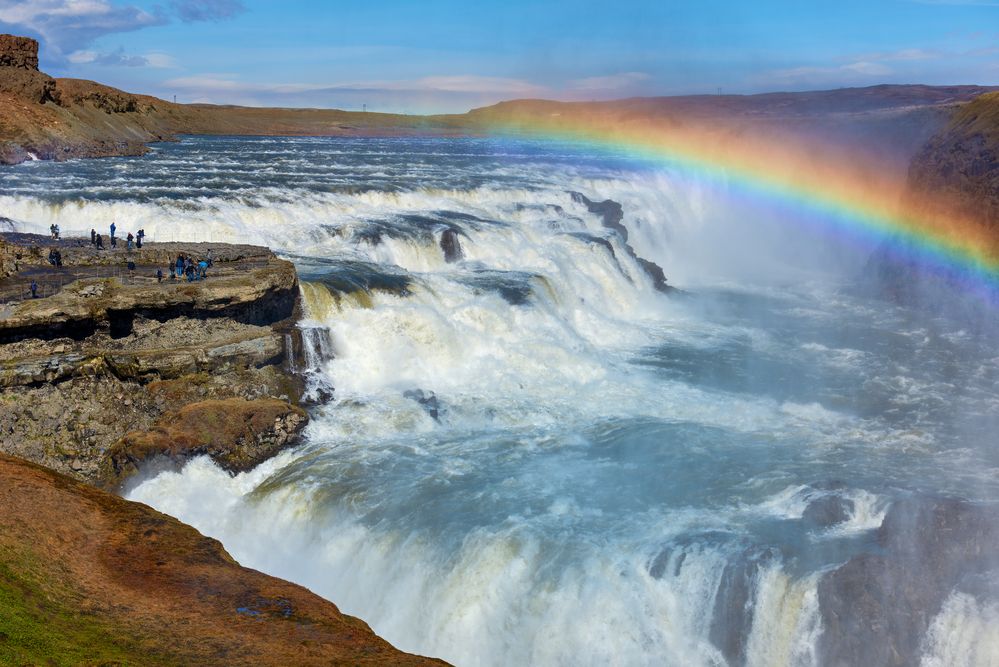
[0,544,179,667]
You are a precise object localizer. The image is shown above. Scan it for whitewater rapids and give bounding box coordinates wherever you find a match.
[3,136,998,666]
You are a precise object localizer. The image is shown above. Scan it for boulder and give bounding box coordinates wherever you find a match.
[440,228,463,262]
[802,494,854,527]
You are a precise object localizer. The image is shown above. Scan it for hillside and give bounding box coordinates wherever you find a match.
[2,33,997,169]
[907,90,999,234]
[0,35,468,164]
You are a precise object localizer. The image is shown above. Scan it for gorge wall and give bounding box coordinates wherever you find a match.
[907,91,999,241]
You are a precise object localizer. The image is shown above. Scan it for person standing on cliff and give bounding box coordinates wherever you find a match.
[110,222,116,241]
[136,229,144,248]
[126,232,134,251]
[95,234,104,250]
[30,279,37,298]
[90,228,96,246]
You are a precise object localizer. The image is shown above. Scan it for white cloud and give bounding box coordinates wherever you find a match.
[570,72,651,92]
[879,48,941,61]
[0,0,243,64]
[401,75,545,95]
[67,46,175,68]
[761,60,894,87]
[170,0,245,23]
[67,49,97,63]
[0,0,164,55]
[164,73,547,96]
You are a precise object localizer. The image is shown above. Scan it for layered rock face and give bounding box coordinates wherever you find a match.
[0,33,58,106]
[0,34,38,69]
[0,235,309,486]
[907,91,999,238]
[818,496,999,666]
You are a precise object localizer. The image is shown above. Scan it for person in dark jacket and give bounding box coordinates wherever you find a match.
[30,279,37,298]
[90,228,96,245]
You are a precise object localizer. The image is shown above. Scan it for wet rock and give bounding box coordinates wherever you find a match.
[440,228,464,263]
[802,494,855,527]
[569,191,628,240]
[456,269,535,305]
[817,496,999,667]
[103,398,308,486]
[710,544,781,665]
[404,389,441,420]
[635,256,671,292]
[569,192,675,294]
[566,232,618,260]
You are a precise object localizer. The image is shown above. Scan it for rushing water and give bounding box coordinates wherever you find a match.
[3,136,999,666]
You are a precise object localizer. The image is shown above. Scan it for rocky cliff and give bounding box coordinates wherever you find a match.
[0,234,308,487]
[0,34,38,69]
[907,91,999,239]
[0,233,456,664]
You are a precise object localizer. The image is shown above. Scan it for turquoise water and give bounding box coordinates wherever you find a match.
[3,137,998,665]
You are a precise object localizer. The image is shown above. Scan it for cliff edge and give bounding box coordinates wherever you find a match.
[0,233,309,487]
[907,90,999,239]
[0,453,446,666]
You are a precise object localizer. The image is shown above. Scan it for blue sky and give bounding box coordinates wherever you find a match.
[1,0,998,113]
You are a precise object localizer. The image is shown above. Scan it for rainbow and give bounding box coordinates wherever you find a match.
[478,110,999,295]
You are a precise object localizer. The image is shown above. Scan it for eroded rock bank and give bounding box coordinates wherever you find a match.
[0,233,308,487]
[818,495,999,666]
[0,454,446,666]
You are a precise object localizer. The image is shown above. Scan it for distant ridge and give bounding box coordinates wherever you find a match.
[0,32,997,171]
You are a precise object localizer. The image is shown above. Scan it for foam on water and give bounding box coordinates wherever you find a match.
[6,136,999,665]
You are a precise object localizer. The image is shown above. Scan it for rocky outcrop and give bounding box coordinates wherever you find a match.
[104,398,307,486]
[0,238,298,343]
[0,234,309,485]
[0,34,39,70]
[440,228,463,262]
[570,191,675,293]
[907,91,999,239]
[0,454,447,666]
[817,496,999,666]
[0,35,57,106]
